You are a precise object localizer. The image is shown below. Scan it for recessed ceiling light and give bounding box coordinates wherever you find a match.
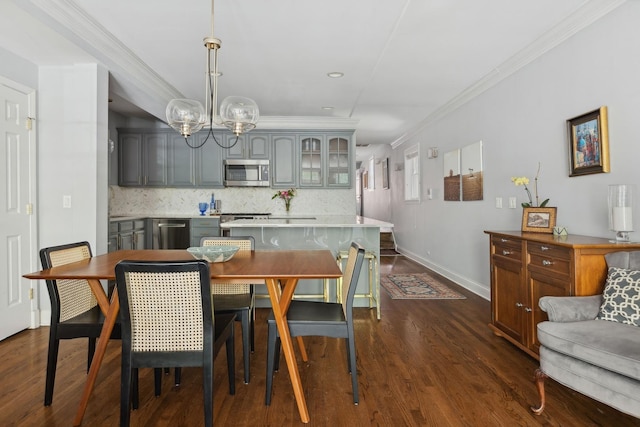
[327,72,344,78]
[322,106,334,110]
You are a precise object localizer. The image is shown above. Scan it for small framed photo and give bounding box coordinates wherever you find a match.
[567,106,610,177]
[521,207,557,233]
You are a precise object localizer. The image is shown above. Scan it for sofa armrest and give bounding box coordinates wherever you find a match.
[538,295,602,322]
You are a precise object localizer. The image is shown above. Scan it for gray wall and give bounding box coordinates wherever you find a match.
[377,2,640,299]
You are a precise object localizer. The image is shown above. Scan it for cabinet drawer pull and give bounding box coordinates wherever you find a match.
[500,238,509,243]
[525,307,533,312]
[542,260,553,266]
[515,302,523,307]
[502,250,512,256]
[540,246,550,251]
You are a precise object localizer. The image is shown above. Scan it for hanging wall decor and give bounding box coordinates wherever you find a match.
[461,141,483,201]
[568,106,610,177]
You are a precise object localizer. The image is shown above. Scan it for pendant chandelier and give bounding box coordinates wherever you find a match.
[165,0,259,149]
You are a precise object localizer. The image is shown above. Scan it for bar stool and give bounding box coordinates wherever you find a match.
[329,249,380,319]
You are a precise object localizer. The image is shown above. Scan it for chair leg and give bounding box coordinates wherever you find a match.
[531,368,548,415]
[265,322,277,405]
[250,306,256,353]
[44,334,60,406]
[175,368,182,386]
[241,310,251,384]
[226,322,235,395]
[132,368,139,410]
[347,333,359,405]
[203,359,213,427]
[154,368,162,396]
[121,361,133,427]
[87,337,96,372]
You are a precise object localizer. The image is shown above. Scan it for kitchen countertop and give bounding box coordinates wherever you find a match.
[220,215,393,228]
[110,215,221,222]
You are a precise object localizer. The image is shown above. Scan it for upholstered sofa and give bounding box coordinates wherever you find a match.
[532,251,640,418]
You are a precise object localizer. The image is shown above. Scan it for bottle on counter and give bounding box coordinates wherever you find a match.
[209,193,215,215]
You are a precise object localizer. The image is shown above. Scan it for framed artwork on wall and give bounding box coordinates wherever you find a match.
[521,207,557,233]
[568,106,610,177]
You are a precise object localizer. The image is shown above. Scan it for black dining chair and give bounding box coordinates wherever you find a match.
[201,236,256,384]
[39,241,122,406]
[265,241,365,405]
[115,260,235,427]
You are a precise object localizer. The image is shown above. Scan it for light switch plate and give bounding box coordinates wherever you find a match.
[495,197,503,209]
[509,197,517,209]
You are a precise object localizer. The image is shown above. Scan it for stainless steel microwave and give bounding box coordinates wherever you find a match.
[223,159,270,187]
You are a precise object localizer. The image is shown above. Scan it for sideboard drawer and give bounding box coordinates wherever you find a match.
[528,242,570,260]
[491,236,522,262]
[528,253,571,277]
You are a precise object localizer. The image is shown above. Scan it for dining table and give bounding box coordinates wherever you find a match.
[23,248,343,425]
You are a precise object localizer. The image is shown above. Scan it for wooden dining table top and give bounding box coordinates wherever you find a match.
[24,249,343,281]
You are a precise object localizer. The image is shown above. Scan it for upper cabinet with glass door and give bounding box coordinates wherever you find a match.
[327,135,351,187]
[298,132,353,188]
[299,135,324,187]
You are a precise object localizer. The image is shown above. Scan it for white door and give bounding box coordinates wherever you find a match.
[0,81,36,340]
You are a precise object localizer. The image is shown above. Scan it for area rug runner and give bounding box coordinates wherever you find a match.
[380,273,466,300]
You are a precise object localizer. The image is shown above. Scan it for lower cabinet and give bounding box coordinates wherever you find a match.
[190,217,221,247]
[109,219,146,252]
[486,230,640,358]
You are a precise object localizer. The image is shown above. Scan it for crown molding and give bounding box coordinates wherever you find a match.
[391,0,627,150]
[25,0,180,104]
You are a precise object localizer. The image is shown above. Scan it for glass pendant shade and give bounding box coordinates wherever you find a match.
[166,99,206,137]
[220,96,259,135]
[608,184,634,242]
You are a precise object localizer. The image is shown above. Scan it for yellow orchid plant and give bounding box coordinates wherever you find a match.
[511,163,549,208]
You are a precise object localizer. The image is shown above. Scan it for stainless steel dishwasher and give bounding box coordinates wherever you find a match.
[151,218,191,249]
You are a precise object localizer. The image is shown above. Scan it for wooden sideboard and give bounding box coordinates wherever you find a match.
[485,230,640,359]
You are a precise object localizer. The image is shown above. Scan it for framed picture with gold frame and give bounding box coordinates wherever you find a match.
[567,106,610,177]
[521,207,557,233]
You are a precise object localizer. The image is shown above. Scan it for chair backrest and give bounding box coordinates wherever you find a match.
[200,236,255,295]
[341,242,366,319]
[40,241,96,323]
[115,260,213,353]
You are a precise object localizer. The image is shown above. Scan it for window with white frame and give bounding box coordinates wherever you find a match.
[404,145,420,201]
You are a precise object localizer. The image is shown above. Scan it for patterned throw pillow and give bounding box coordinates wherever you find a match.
[597,267,640,327]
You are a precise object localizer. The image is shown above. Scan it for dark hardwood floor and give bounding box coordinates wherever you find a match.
[2,254,639,426]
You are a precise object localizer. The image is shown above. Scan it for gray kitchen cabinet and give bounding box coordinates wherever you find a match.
[143,133,168,186]
[194,131,225,187]
[271,134,298,188]
[118,132,144,186]
[109,219,146,252]
[223,133,270,159]
[190,217,221,246]
[167,134,195,186]
[118,130,168,187]
[118,129,225,188]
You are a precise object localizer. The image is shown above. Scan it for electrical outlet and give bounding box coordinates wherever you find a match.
[509,197,517,209]
[495,197,503,209]
[63,195,72,209]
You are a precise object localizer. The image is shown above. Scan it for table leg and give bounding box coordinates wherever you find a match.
[265,278,309,423]
[72,289,120,426]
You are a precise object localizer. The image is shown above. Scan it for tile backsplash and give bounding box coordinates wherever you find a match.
[109,186,355,216]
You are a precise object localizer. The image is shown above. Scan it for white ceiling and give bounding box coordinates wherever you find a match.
[0,0,624,152]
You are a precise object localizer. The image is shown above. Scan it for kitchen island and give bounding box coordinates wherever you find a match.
[221,215,393,313]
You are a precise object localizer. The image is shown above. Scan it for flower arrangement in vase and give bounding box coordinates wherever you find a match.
[511,163,549,208]
[272,188,296,212]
